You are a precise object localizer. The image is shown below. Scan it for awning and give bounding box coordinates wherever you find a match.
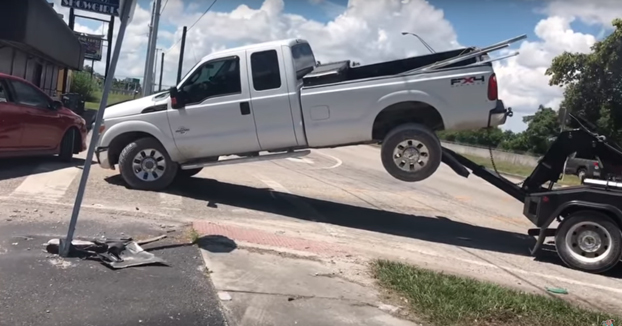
[0,0,84,70]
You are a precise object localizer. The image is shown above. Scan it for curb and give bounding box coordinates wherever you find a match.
[192,221,351,257]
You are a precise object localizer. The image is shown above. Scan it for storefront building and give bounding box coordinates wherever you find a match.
[0,0,84,99]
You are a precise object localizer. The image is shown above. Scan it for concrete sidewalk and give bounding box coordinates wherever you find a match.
[0,218,226,326]
[194,221,420,326]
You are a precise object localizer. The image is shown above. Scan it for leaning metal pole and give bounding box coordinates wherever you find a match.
[59,0,136,258]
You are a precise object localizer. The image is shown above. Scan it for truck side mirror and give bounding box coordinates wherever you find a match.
[169,87,185,109]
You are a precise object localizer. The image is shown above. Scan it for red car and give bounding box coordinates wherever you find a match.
[0,73,87,161]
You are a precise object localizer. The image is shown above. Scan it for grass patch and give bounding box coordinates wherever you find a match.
[373,260,617,326]
[85,90,135,110]
[188,227,200,244]
[459,153,581,186]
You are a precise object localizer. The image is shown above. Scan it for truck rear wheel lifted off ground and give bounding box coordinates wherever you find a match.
[118,137,178,191]
[555,211,622,274]
[381,123,442,182]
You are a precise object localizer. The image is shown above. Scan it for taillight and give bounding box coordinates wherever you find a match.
[488,74,498,101]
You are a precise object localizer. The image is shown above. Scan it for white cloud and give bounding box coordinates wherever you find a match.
[159,0,460,88]
[493,0,622,131]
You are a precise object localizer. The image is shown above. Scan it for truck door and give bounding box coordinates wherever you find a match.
[167,55,261,160]
[6,79,62,150]
[246,48,298,150]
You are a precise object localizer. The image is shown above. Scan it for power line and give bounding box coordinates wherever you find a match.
[160,0,169,15]
[164,0,218,54]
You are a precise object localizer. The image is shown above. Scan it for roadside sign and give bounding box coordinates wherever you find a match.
[75,33,104,61]
[61,0,120,16]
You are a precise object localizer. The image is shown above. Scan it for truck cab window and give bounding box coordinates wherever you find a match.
[251,50,281,91]
[180,57,241,105]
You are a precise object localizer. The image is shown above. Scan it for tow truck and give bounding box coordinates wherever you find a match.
[441,112,622,274]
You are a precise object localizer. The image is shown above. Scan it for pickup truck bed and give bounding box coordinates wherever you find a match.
[303,48,477,87]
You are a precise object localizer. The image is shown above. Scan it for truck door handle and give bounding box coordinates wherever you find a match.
[240,102,250,115]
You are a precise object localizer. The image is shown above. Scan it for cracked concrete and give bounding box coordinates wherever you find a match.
[200,244,419,326]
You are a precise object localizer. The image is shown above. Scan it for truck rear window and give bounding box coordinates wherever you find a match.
[291,43,316,79]
[251,50,281,91]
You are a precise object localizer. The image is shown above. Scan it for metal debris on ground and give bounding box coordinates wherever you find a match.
[45,235,169,269]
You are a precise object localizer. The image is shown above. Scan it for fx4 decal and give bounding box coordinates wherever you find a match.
[450,76,485,86]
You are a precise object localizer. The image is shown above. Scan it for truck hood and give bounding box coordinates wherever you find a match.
[103,93,168,119]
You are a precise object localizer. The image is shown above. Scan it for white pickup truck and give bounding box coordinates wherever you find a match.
[95,36,523,190]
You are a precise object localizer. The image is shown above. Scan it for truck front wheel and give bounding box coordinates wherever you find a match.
[380,123,442,182]
[556,210,622,274]
[118,137,178,191]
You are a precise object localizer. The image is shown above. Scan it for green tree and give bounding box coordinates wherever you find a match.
[546,18,622,142]
[520,105,560,154]
[70,71,99,102]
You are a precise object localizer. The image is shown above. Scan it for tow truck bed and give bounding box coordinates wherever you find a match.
[439,115,622,274]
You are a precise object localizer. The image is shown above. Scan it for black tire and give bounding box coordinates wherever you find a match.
[577,168,587,183]
[58,128,76,162]
[380,123,442,182]
[178,168,203,178]
[118,137,178,191]
[555,210,622,274]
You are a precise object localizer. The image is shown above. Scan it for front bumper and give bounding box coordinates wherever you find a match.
[488,100,512,127]
[95,147,114,170]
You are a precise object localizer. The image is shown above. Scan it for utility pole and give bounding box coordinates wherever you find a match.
[142,0,162,96]
[153,47,162,93]
[159,51,164,91]
[176,26,187,84]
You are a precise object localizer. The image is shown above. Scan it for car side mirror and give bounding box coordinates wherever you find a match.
[169,87,185,109]
[51,100,63,110]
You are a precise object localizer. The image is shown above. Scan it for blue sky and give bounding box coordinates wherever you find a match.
[75,0,606,58]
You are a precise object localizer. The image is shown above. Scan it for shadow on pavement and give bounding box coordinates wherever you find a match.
[0,156,89,181]
[103,176,534,257]
[197,235,238,254]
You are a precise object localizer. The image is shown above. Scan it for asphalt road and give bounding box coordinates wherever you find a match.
[1,144,621,313]
[0,218,226,326]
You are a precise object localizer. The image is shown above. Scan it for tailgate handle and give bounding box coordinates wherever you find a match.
[240,102,250,115]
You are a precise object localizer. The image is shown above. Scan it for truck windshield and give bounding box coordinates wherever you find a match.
[291,42,316,79]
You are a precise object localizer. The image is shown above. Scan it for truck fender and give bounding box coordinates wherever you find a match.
[373,90,450,124]
[544,200,622,229]
[100,120,184,162]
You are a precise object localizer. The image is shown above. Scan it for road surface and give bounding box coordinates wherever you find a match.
[0,144,621,313]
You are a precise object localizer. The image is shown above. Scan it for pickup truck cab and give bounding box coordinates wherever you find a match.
[96,37,518,190]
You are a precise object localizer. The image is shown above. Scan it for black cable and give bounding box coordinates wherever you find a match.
[487,127,525,186]
[164,0,218,54]
[160,0,169,15]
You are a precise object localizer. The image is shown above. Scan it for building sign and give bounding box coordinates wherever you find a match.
[75,33,104,61]
[61,0,120,16]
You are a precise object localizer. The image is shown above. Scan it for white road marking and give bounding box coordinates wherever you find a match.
[159,192,183,210]
[286,157,314,164]
[311,150,342,169]
[10,165,80,202]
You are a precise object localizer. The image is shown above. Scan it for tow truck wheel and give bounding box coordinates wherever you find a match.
[118,137,178,191]
[381,123,442,182]
[556,210,622,274]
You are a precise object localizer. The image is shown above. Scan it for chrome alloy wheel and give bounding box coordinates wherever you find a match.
[392,139,430,172]
[132,149,167,182]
